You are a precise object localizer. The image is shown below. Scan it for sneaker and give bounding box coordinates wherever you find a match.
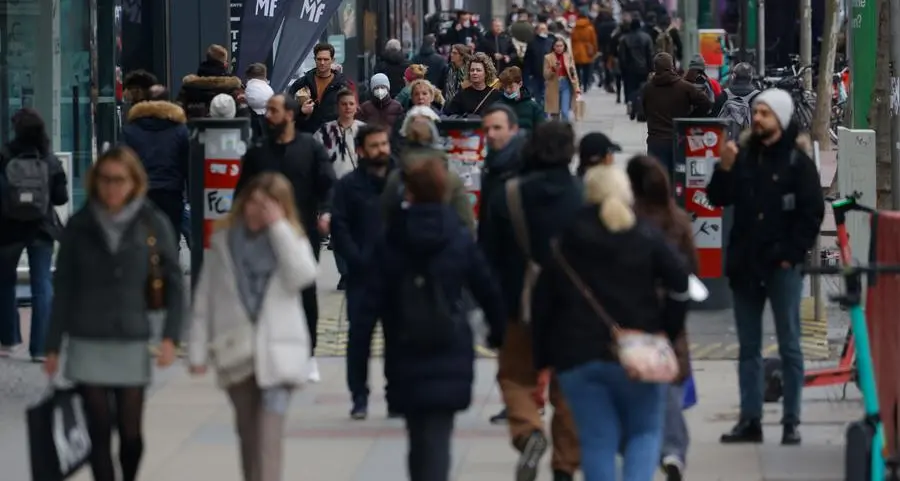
[350,402,368,420]
[489,407,508,424]
[515,430,548,481]
[31,355,46,364]
[720,418,763,444]
[782,423,802,445]
[0,345,17,357]
[661,455,684,481]
[307,358,321,383]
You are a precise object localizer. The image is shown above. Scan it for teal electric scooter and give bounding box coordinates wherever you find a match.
[803,194,900,481]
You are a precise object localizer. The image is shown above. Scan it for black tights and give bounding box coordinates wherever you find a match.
[78,385,146,481]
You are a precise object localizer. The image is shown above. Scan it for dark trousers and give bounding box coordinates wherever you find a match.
[303,240,321,352]
[623,71,645,106]
[345,283,385,403]
[647,139,676,178]
[406,411,455,481]
[576,63,593,92]
[147,189,184,250]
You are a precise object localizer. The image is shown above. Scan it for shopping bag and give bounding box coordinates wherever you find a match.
[27,388,92,481]
[574,94,585,120]
[682,374,698,410]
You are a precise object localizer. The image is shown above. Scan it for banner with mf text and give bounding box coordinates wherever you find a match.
[236,0,294,79]
[270,0,343,93]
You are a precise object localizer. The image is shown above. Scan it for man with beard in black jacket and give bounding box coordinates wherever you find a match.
[288,43,350,134]
[412,35,448,89]
[479,18,518,73]
[374,39,410,98]
[708,88,824,447]
[235,93,336,384]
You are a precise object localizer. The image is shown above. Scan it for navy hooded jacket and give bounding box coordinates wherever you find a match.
[360,204,505,414]
[121,101,190,192]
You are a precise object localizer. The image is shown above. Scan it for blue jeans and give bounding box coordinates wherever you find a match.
[733,266,804,424]
[558,78,573,121]
[0,240,54,356]
[558,360,666,481]
[661,383,689,464]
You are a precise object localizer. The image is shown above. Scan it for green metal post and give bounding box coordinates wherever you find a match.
[747,0,757,49]
[850,0,876,128]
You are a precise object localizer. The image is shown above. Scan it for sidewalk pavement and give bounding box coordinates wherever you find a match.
[46,359,854,481]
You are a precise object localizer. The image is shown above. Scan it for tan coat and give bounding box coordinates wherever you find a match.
[542,52,580,114]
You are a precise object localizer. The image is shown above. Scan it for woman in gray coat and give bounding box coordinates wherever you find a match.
[43,146,184,481]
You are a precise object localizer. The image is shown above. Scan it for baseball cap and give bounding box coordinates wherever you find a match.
[579,132,622,164]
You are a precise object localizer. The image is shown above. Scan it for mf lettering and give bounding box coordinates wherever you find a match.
[300,0,326,22]
[256,0,278,17]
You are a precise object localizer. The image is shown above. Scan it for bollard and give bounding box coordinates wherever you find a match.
[187,118,252,289]
[672,118,733,310]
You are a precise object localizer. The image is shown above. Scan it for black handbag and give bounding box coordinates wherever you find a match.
[27,388,92,481]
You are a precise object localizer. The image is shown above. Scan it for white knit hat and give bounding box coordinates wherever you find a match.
[752,89,794,129]
[209,93,237,119]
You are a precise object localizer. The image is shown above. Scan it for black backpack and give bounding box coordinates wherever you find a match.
[1,150,50,222]
[397,257,458,351]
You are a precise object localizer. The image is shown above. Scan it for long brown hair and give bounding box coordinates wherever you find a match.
[626,155,696,267]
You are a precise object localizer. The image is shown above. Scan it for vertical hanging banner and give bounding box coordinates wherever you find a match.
[270,0,344,93]
[236,0,294,80]
[230,1,243,72]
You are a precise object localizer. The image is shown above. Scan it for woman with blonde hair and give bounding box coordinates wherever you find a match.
[43,146,184,481]
[188,172,318,481]
[408,78,445,111]
[396,64,429,109]
[531,164,690,481]
[444,52,501,117]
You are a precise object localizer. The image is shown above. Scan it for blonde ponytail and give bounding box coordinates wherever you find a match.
[583,164,636,232]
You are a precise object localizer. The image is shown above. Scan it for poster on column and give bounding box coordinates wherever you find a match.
[236,0,295,79]
[270,0,345,93]
[202,130,245,249]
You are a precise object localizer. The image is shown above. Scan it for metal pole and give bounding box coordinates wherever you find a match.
[684,0,699,67]
[757,0,766,74]
[740,0,749,63]
[890,0,900,209]
[799,0,812,90]
[812,142,822,322]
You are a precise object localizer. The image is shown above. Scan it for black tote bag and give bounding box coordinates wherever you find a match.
[27,388,92,481]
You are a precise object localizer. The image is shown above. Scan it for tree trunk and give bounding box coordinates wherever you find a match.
[872,0,893,208]
[812,0,840,150]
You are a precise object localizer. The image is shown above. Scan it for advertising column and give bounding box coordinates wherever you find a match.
[850,0,875,128]
[673,118,731,309]
[438,119,486,219]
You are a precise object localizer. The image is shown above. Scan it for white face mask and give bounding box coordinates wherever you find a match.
[538,32,548,38]
[373,87,388,100]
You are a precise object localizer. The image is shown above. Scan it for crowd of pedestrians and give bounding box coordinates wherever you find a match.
[0,1,828,481]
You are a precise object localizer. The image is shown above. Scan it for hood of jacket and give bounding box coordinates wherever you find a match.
[651,70,681,86]
[196,59,230,77]
[380,49,407,66]
[127,101,187,131]
[727,79,757,97]
[180,74,242,94]
[418,44,437,56]
[390,203,459,256]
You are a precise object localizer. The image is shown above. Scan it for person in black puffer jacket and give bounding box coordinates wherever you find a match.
[375,39,410,98]
[361,155,504,481]
[121,70,190,240]
[176,44,243,120]
[411,35,448,90]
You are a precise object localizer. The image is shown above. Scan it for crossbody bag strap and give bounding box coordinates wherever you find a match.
[505,178,531,258]
[550,239,621,335]
[473,88,498,114]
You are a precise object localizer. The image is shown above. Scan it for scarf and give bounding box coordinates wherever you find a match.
[446,65,466,104]
[90,197,146,252]
[228,223,278,323]
[315,120,362,179]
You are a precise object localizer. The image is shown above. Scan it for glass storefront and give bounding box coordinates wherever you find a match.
[0,0,93,207]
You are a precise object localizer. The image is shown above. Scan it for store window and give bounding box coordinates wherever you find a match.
[0,0,93,207]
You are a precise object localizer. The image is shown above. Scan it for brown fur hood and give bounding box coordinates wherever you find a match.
[737,129,814,157]
[180,74,242,92]
[127,100,187,124]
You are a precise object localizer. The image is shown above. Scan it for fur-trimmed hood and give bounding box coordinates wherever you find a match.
[127,100,186,124]
[737,126,813,157]
[180,74,242,92]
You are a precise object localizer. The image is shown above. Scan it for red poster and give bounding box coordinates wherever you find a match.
[444,128,486,219]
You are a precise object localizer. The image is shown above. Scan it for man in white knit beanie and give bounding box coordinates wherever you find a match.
[706,87,824,447]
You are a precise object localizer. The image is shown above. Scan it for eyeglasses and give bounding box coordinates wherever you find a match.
[97,174,130,185]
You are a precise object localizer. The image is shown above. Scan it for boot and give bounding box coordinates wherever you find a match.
[782,423,802,445]
[719,418,763,444]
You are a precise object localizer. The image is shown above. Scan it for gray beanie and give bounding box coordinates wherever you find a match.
[753,88,795,129]
[688,54,706,71]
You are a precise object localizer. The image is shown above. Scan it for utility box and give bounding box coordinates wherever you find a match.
[837,127,877,265]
